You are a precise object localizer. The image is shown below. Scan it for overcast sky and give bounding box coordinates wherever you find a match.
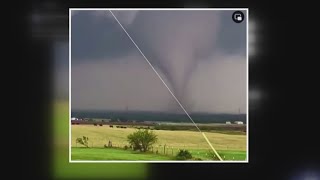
[55,10,247,114]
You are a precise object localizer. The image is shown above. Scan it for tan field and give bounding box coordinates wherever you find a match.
[71,125,246,151]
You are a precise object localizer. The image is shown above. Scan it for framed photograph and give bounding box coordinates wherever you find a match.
[69,8,248,163]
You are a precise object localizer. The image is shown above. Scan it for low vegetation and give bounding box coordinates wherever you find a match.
[175,149,192,160]
[127,129,158,152]
[71,125,246,161]
[72,147,173,160]
[76,136,89,147]
[207,150,222,160]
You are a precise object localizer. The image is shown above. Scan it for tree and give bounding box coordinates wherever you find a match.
[127,129,158,152]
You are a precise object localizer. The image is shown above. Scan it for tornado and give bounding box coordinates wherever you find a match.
[130,10,221,112]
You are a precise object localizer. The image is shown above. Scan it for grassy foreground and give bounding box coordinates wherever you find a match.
[71,124,247,161]
[72,147,174,160]
[53,101,147,179]
[72,147,246,161]
[72,125,246,151]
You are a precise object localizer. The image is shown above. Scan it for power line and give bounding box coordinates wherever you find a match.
[108,10,222,161]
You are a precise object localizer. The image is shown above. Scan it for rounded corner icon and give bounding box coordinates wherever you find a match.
[232,11,245,23]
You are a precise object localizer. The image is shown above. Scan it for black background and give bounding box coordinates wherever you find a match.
[15,0,320,179]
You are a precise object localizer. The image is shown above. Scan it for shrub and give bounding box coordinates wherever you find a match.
[99,124,103,126]
[207,150,222,160]
[175,149,192,160]
[104,140,113,148]
[76,136,89,147]
[127,129,158,152]
[124,145,129,150]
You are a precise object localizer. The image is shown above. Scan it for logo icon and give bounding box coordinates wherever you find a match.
[232,11,244,23]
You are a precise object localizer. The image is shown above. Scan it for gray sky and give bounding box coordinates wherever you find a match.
[56,10,247,114]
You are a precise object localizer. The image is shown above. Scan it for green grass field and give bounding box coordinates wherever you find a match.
[72,147,174,160]
[72,147,246,161]
[53,101,147,179]
[71,124,247,161]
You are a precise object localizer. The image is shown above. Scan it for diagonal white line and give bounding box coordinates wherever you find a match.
[109,10,222,161]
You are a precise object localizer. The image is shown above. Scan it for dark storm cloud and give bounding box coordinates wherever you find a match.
[70,10,246,65]
[60,10,248,113]
[71,11,134,61]
[216,11,247,55]
[127,10,221,110]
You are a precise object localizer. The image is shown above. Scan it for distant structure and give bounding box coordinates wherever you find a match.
[234,121,243,125]
[226,121,231,124]
[234,108,243,125]
[71,117,78,121]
